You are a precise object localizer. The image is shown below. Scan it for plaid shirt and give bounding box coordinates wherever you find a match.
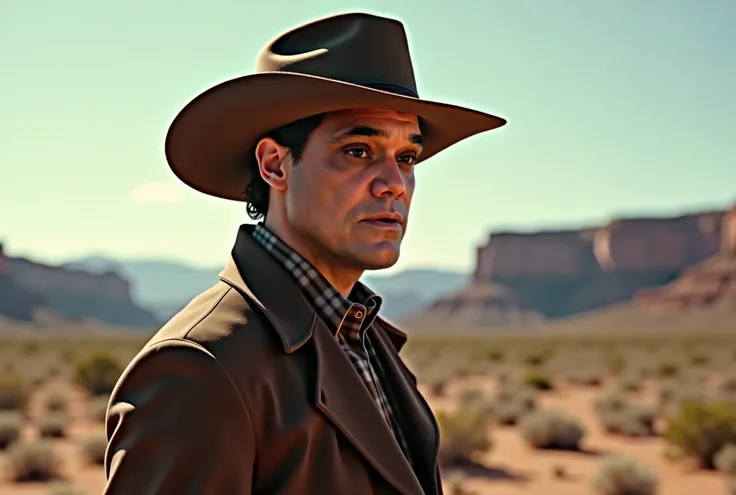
[252,223,412,464]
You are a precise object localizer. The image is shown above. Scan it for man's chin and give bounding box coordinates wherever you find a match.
[351,244,401,271]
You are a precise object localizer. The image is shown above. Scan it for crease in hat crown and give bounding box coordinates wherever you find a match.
[255,12,419,96]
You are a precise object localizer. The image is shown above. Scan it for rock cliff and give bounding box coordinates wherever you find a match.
[634,204,736,312]
[0,242,158,328]
[428,207,730,323]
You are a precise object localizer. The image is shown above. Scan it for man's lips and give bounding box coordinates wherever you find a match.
[361,213,404,224]
[360,213,404,230]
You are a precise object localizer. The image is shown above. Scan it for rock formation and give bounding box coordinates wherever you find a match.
[407,207,731,329]
[634,204,736,312]
[0,242,158,328]
[401,282,545,331]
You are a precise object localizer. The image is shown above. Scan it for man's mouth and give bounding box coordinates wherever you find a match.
[361,213,404,228]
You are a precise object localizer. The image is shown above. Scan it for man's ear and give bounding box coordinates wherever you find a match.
[255,137,291,192]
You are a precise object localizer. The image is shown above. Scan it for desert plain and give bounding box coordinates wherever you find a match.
[1,305,735,495]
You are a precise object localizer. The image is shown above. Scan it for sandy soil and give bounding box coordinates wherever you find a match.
[0,376,728,495]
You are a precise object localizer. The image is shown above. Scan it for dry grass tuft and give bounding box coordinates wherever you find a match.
[591,454,659,495]
[6,439,63,482]
[518,409,585,451]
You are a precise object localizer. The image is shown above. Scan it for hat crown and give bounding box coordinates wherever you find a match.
[256,13,419,97]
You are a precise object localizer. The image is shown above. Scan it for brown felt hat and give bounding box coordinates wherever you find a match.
[165,12,507,202]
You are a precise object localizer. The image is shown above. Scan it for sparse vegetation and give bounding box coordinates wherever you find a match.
[663,400,736,469]
[0,372,28,411]
[6,440,62,481]
[0,411,22,449]
[591,454,659,495]
[4,329,736,493]
[78,435,107,466]
[38,413,68,439]
[437,405,493,467]
[521,370,554,391]
[518,409,585,451]
[44,388,69,413]
[73,351,123,395]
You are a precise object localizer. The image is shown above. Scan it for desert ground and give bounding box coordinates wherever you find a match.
[1,307,736,495]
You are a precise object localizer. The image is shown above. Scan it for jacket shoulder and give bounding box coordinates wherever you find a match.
[144,280,275,354]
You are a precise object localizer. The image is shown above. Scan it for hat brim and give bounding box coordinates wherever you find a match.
[165,72,507,202]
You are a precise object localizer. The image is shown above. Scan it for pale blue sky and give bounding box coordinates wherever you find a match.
[1,0,734,274]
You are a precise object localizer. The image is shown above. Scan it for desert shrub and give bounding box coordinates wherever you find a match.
[591,454,658,495]
[487,348,504,362]
[663,400,736,469]
[593,392,628,414]
[599,404,658,437]
[437,405,493,467]
[38,413,68,439]
[658,380,705,413]
[21,341,40,356]
[458,388,484,406]
[443,470,474,495]
[518,409,585,451]
[88,395,109,423]
[50,484,88,495]
[689,352,709,366]
[72,351,123,395]
[657,361,680,378]
[566,367,604,387]
[721,376,736,394]
[0,411,22,449]
[44,389,69,413]
[714,443,736,475]
[606,353,627,376]
[617,371,643,392]
[60,348,77,364]
[6,440,62,481]
[78,435,107,465]
[0,372,28,411]
[490,387,537,425]
[522,350,549,367]
[522,371,554,391]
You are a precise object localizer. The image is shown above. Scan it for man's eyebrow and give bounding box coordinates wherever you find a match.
[329,126,424,147]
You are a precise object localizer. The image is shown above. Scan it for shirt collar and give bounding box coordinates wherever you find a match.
[251,222,382,338]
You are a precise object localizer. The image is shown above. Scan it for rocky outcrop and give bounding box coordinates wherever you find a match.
[722,207,736,256]
[594,212,723,272]
[0,242,158,328]
[467,208,729,319]
[634,204,736,312]
[402,282,545,331]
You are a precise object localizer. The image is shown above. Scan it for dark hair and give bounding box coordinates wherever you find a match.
[244,113,326,220]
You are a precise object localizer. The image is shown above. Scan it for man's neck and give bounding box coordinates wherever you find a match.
[263,218,362,298]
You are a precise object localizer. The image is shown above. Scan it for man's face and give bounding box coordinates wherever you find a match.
[286,108,422,271]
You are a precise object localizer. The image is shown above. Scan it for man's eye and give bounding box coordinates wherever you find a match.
[346,148,367,159]
[399,155,417,165]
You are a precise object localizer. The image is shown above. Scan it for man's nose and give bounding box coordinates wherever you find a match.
[370,158,408,199]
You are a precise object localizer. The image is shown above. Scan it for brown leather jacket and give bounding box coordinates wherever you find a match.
[103,225,442,495]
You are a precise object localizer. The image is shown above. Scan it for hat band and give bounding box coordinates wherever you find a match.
[358,82,418,98]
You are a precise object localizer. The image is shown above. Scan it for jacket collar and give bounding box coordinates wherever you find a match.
[219,224,408,353]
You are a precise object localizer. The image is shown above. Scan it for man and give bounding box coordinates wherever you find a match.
[103,12,505,495]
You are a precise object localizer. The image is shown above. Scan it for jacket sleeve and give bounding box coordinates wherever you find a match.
[103,339,256,495]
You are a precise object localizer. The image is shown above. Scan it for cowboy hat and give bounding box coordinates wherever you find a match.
[165,12,507,202]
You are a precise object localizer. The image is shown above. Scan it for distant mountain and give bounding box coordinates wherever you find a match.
[67,257,469,323]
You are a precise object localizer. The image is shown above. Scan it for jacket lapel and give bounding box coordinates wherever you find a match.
[220,225,425,495]
[312,319,425,495]
[370,320,441,495]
